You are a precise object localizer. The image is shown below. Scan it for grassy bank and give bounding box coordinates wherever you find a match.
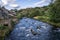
[0,20,18,40]
[33,16,60,28]
[0,24,10,40]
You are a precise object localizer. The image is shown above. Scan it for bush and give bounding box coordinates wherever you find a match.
[0,24,6,30]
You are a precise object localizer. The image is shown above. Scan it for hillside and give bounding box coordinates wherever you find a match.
[0,6,17,40]
[16,0,60,27]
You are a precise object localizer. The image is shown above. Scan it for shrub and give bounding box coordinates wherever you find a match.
[0,24,6,30]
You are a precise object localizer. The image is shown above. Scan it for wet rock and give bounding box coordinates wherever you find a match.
[36,26,41,29]
[31,29,38,35]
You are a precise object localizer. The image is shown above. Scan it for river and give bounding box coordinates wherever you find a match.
[5,17,60,40]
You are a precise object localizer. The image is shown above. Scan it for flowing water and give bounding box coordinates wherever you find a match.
[5,17,60,40]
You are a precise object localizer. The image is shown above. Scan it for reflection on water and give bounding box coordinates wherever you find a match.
[5,17,60,40]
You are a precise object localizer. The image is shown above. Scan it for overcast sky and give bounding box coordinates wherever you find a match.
[0,0,51,10]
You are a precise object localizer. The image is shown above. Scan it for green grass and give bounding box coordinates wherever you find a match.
[0,24,10,40]
[34,16,60,27]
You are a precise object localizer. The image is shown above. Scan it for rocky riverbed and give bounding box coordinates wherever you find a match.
[5,17,60,40]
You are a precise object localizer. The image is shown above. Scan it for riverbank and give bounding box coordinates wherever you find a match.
[33,16,60,28]
[0,18,18,40]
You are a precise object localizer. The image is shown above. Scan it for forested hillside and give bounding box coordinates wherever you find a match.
[16,0,60,27]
